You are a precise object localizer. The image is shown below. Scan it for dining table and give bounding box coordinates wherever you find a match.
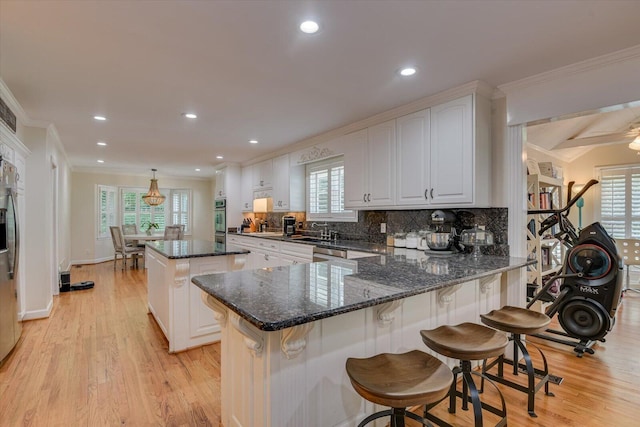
[123,233,165,242]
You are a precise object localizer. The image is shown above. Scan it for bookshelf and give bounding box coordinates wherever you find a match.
[526,174,565,304]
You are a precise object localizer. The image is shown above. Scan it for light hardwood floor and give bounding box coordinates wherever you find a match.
[0,262,639,426]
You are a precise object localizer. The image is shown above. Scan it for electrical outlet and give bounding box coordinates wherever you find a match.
[380,223,386,233]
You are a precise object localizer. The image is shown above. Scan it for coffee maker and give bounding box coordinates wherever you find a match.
[282,216,296,236]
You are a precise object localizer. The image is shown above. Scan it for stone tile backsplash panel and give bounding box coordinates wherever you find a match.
[244,208,509,256]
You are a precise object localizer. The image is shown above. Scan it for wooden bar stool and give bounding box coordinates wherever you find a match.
[420,323,509,427]
[345,350,453,427]
[480,305,555,417]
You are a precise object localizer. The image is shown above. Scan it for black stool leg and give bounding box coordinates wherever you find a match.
[391,407,406,427]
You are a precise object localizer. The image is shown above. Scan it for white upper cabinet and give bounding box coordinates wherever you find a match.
[344,120,396,208]
[430,94,490,206]
[214,167,226,200]
[252,159,273,190]
[396,109,431,206]
[272,154,305,212]
[241,165,253,212]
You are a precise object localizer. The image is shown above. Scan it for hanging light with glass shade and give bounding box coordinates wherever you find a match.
[629,135,640,151]
[142,168,166,206]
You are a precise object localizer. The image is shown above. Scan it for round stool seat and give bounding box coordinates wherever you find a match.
[420,322,508,360]
[346,350,453,409]
[481,305,551,335]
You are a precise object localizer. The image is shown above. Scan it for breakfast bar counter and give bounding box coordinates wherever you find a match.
[192,253,532,427]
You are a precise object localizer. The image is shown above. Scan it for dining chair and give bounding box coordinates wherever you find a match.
[164,225,184,240]
[121,224,145,248]
[110,226,145,270]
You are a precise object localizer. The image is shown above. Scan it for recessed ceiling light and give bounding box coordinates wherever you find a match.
[195,168,201,172]
[300,20,319,34]
[399,67,417,77]
[216,155,224,159]
[183,113,197,119]
[97,141,107,146]
[93,115,107,121]
[249,139,258,144]
[97,159,105,163]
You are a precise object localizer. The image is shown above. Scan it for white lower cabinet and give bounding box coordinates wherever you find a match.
[227,235,314,269]
[145,248,247,352]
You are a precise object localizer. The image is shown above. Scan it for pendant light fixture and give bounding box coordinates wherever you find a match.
[142,168,166,206]
[628,135,640,151]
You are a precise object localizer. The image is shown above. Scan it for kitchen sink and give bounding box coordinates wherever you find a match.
[289,236,323,243]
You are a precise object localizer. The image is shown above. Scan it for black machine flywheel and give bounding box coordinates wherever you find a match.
[558,298,611,341]
[567,244,613,280]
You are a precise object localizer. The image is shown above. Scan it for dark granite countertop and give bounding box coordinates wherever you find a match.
[192,253,534,331]
[146,239,249,259]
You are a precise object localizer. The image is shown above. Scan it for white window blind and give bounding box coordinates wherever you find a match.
[98,185,117,239]
[170,189,191,233]
[307,156,356,221]
[121,188,167,231]
[599,166,640,238]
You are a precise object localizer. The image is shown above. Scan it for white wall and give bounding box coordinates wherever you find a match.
[21,124,72,319]
[70,171,213,264]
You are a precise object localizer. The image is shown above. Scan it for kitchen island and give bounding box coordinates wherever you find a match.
[145,240,249,352]
[192,252,532,427]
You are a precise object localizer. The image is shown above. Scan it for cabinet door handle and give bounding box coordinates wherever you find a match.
[363,193,367,203]
[264,254,269,261]
[424,189,428,200]
[367,193,371,202]
[430,188,434,199]
[292,260,298,265]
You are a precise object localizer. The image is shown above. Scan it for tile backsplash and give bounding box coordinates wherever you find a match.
[243,208,509,256]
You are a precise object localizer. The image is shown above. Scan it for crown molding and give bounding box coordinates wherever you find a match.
[499,44,640,95]
[71,165,213,181]
[242,80,495,167]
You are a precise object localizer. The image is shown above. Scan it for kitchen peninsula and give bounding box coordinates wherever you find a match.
[192,253,532,427]
[145,240,249,352]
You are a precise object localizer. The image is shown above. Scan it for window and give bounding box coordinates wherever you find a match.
[306,156,356,221]
[121,188,167,231]
[97,185,117,238]
[599,165,640,238]
[170,189,191,232]
[96,186,191,238]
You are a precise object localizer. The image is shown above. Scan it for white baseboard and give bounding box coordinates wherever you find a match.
[70,256,112,265]
[22,298,53,321]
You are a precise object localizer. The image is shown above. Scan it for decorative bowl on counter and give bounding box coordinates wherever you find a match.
[427,232,453,251]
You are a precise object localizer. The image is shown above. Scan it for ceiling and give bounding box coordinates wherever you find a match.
[2,1,640,178]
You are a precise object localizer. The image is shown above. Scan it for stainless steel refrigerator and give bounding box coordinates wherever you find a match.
[0,157,20,364]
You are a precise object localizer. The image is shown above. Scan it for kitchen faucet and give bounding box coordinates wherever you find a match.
[312,222,331,240]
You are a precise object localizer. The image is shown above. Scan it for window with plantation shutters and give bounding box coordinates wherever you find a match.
[120,188,166,231]
[98,185,117,238]
[599,166,640,238]
[98,185,192,238]
[170,189,191,233]
[306,156,357,221]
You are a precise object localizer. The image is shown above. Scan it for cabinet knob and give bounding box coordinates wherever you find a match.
[264,254,269,261]
[292,260,298,265]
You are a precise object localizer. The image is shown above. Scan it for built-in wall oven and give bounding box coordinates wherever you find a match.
[214,199,226,250]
